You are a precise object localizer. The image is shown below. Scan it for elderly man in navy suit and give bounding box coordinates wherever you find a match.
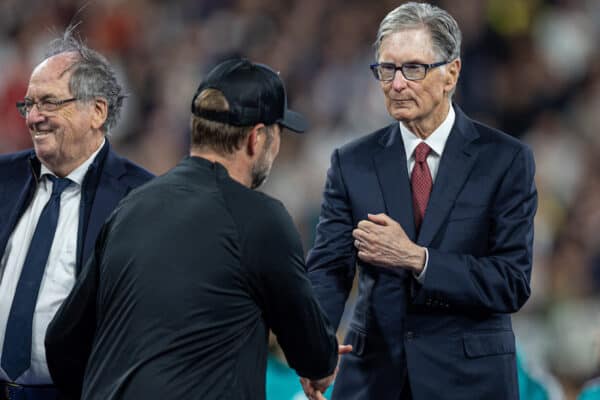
[307,2,537,399]
[0,30,152,400]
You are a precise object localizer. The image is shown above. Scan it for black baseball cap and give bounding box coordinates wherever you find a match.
[191,58,308,133]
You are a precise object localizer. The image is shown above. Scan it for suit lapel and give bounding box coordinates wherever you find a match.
[81,148,128,270]
[0,154,38,255]
[373,124,417,241]
[417,107,480,246]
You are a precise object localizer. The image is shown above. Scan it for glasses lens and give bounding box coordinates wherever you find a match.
[378,64,396,81]
[40,99,61,112]
[402,64,426,80]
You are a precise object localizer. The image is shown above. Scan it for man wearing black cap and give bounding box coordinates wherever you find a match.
[44,58,344,400]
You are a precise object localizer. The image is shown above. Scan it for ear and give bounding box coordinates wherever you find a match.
[91,97,109,130]
[245,123,266,157]
[444,58,461,94]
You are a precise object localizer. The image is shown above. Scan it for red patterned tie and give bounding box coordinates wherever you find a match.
[411,142,432,233]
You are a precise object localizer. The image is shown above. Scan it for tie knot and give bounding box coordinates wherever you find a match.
[46,175,72,196]
[414,142,431,163]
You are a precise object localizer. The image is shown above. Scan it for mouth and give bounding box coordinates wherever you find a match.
[390,99,413,107]
[32,128,54,138]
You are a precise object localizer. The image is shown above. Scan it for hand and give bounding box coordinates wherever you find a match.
[352,213,425,273]
[338,344,352,356]
[300,375,332,400]
[300,345,352,399]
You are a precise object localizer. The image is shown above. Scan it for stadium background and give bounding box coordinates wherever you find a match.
[0,0,598,398]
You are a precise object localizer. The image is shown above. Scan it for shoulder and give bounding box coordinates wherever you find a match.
[119,157,155,184]
[0,149,35,166]
[220,180,298,242]
[226,181,292,224]
[474,121,535,173]
[451,107,535,169]
[0,149,36,180]
[449,104,531,157]
[337,123,396,158]
[105,149,154,187]
[242,191,304,259]
[472,119,531,153]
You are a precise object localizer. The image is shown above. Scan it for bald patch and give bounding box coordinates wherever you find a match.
[32,52,80,81]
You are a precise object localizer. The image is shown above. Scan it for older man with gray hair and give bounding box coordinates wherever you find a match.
[0,30,152,400]
[307,2,537,399]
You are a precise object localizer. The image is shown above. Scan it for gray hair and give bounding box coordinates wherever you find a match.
[44,27,125,133]
[375,2,462,62]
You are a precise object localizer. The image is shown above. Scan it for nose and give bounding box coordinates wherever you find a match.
[26,104,47,126]
[391,70,408,91]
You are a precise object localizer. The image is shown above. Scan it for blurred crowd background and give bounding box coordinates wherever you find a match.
[1,0,599,398]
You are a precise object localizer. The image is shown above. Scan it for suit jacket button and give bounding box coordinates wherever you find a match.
[405,331,414,340]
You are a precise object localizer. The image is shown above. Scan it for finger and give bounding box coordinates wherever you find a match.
[357,219,377,231]
[300,379,315,398]
[354,239,361,250]
[369,213,408,236]
[353,227,375,242]
[352,228,364,240]
[367,213,392,225]
[314,391,327,400]
[338,344,353,354]
[357,250,371,262]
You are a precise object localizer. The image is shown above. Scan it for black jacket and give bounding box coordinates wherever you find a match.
[46,156,338,400]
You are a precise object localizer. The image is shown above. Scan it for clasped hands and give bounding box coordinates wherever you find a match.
[300,345,352,400]
[352,213,425,274]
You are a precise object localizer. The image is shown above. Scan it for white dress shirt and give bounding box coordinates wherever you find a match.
[0,139,104,384]
[399,106,455,282]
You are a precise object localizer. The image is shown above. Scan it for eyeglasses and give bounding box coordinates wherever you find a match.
[16,97,79,118]
[369,60,451,82]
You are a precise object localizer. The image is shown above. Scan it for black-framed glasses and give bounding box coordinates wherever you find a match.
[16,97,79,118]
[369,60,451,82]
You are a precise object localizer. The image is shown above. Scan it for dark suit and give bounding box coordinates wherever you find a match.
[0,140,154,275]
[307,107,537,400]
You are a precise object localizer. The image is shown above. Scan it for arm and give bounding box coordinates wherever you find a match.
[306,149,356,329]
[250,200,338,381]
[45,224,107,399]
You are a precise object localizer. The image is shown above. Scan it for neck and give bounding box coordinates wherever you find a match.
[404,101,450,140]
[190,148,252,188]
[44,134,105,178]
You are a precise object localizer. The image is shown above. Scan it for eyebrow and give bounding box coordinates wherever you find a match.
[23,94,60,101]
[380,60,429,65]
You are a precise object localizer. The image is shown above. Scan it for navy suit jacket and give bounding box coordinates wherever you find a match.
[0,140,153,275]
[307,107,537,400]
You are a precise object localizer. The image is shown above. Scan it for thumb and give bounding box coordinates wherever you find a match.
[367,213,390,225]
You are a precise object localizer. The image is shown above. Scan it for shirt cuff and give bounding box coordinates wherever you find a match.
[413,247,428,284]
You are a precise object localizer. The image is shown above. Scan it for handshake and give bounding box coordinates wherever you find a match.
[300,345,353,400]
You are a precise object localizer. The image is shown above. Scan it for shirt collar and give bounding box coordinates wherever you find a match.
[399,104,455,160]
[41,138,106,186]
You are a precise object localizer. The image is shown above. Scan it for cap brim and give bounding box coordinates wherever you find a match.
[278,109,309,133]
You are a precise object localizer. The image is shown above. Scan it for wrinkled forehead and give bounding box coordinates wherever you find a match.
[379,28,437,60]
[27,52,79,95]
